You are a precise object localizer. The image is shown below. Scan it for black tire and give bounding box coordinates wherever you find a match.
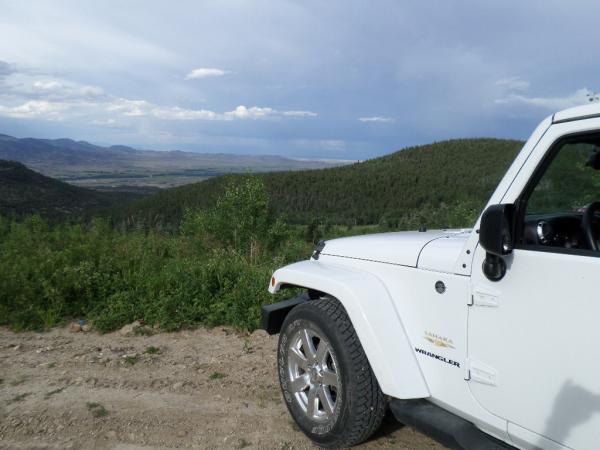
[278,296,386,449]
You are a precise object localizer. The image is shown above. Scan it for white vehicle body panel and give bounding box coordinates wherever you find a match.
[466,115,600,450]
[552,102,600,123]
[269,106,600,449]
[418,231,471,273]
[270,259,430,399]
[470,249,600,450]
[320,230,458,267]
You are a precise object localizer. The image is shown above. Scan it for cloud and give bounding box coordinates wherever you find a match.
[0,69,106,103]
[32,80,62,91]
[495,77,530,91]
[0,100,68,120]
[29,79,105,99]
[495,88,596,111]
[185,67,227,79]
[91,118,116,126]
[0,63,317,124]
[358,116,394,123]
[0,84,317,123]
[152,104,317,121]
[224,105,275,119]
[151,105,219,120]
[105,98,152,117]
[282,110,318,117]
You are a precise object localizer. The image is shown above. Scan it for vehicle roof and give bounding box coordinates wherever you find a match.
[553,102,600,124]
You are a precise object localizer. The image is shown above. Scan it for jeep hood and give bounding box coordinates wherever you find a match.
[319,229,469,268]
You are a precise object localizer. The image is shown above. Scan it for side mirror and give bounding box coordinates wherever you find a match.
[479,204,515,281]
[480,204,515,256]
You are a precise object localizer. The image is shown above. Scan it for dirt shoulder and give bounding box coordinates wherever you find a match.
[0,326,444,449]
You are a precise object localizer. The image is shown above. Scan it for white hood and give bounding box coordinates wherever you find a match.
[320,229,469,268]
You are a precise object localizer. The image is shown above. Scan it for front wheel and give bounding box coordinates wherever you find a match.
[278,297,386,448]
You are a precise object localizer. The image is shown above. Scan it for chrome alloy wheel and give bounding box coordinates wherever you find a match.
[287,327,340,421]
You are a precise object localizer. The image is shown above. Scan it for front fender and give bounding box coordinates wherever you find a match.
[269,259,429,400]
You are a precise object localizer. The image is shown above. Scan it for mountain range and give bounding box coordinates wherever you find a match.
[0,134,347,190]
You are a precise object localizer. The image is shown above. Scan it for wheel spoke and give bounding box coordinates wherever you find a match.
[315,339,329,364]
[289,374,309,393]
[318,385,335,416]
[300,329,317,362]
[321,369,338,388]
[306,385,318,417]
[288,347,309,370]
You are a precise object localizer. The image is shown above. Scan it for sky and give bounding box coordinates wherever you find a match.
[0,0,599,160]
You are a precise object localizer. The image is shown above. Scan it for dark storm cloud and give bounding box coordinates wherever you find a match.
[0,1,599,158]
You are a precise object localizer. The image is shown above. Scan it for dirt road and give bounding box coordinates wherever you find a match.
[0,325,444,449]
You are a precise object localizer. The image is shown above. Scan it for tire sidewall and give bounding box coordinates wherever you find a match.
[278,303,356,446]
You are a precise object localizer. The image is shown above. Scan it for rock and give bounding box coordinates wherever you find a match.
[13,344,21,351]
[81,324,91,332]
[172,381,184,390]
[119,321,141,336]
[107,430,117,439]
[177,430,187,437]
[69,323,82,333]
[251,329,268,338]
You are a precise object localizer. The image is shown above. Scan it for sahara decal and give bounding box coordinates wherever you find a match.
[415,347,460,368]
[424,331,455,349]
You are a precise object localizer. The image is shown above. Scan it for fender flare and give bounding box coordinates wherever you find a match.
[269,259,430,399]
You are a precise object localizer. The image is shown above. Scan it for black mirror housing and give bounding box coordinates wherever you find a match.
[479,204,515,256]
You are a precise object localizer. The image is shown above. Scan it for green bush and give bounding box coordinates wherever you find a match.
[0,180,309,332]
[181,178,287,260]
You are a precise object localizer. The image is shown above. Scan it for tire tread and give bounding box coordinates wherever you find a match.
[309,297,386,448]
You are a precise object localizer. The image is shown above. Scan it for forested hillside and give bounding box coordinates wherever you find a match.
[0,160,138,219]
[115,138,524,229]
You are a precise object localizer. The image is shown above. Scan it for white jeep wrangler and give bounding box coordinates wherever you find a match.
[261,103,600,450]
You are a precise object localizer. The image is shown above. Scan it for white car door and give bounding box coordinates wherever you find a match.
[468,132,600,450]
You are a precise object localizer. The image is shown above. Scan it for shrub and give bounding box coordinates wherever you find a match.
[0,181,308,332]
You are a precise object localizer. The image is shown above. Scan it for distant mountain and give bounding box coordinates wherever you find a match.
[114,138,525,228]
[0,134,347,190]
[0,160,139,219]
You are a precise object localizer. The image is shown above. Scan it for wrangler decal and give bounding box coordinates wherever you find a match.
[415,347,460,368]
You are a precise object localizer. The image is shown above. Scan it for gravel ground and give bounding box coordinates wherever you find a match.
[0,325,444,449]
